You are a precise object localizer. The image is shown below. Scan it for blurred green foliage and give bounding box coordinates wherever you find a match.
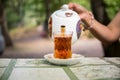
[104,0,120,19]
[5,0,120,30]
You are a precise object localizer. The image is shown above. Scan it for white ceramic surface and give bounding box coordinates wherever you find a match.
[49,4,81,43]
[44,53,84,65]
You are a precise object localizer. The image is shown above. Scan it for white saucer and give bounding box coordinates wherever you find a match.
[44,53,84,65]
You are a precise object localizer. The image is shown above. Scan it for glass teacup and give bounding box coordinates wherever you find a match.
[53,31,73,59]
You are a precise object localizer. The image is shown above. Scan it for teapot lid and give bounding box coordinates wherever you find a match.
[55,4,78,18]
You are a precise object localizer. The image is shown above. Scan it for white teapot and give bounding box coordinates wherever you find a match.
[48,4,81,43]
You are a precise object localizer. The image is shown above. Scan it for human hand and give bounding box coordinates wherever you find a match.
[68,3,87,18]
[68,3,94,30]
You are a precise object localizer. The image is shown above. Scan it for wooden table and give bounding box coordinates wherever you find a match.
[0,58,120,80]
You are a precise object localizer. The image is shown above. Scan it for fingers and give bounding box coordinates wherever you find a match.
[68,2,75,10]
[68,2,87,14]
[68,3,81,13]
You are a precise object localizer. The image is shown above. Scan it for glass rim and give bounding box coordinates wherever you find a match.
[53,31,73,34]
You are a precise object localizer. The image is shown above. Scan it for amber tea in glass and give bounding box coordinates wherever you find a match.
[53,31,73,59]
